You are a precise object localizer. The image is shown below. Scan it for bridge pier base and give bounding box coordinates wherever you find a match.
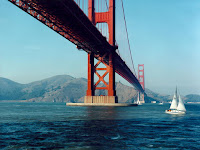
[138,92,145,104]
[84,96,118,104]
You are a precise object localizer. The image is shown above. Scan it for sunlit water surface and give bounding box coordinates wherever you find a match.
[0,102,200,149]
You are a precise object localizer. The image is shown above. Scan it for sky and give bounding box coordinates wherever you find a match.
[0,0,200,95]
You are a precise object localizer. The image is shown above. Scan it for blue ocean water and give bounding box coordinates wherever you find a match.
[0,102,200,149]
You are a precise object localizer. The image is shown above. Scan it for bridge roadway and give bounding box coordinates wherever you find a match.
[9,0,144,93]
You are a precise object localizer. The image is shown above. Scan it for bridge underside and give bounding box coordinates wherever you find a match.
[9,0,144,93]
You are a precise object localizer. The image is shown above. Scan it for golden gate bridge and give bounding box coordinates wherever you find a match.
[8,0,145,104]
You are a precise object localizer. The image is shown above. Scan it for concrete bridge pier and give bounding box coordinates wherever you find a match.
[84,96,118,104]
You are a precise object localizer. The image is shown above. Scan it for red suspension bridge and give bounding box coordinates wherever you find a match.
[8,0,145,104]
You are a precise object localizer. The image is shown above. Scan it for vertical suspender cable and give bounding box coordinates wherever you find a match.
[104,0,109,11]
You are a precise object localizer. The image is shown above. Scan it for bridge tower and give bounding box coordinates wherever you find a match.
[138,64,145,103]
[85,0,117,103]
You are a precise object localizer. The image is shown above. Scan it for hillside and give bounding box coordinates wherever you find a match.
[0,75,199,103]
[144,88,171,103]
[184,94,200,103]
[0,75,138,102]
[0,77,26,100]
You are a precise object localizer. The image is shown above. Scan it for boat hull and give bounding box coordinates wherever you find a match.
[165,110,186,114]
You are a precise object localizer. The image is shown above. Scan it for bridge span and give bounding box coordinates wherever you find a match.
[8,0,145,104]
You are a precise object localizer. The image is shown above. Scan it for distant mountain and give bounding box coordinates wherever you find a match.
[0,77,25,100]
[184,94,200,103]
[116,82,137,103]
[21,75,78,102]
[144,88,172,103]
[0,75,199,103]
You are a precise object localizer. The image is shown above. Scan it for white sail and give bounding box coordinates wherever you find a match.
[165,87,186,114]
[170,90,178,109]
[177,95,186,111]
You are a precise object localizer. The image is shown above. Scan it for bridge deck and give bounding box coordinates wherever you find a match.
[9,0,144,92]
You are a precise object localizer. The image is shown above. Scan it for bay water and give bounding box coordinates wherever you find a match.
[0,102,200,149]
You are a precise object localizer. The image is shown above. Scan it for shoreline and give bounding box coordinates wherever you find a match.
[187,102,200,104]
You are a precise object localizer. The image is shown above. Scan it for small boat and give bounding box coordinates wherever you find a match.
[165,87,186,114]
[159,102,163,105]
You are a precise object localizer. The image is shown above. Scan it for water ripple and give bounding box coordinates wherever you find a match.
[0,103,200,149]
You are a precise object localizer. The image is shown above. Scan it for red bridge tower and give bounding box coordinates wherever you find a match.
[84,0,117,103]
[138,64,145,103]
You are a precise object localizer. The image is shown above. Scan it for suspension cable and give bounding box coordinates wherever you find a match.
[120,0,136,75]
[104,0,109,11]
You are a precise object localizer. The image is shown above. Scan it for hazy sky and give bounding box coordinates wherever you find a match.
[0,0,200,95]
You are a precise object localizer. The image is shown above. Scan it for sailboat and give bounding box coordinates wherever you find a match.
[165,87,186,114]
